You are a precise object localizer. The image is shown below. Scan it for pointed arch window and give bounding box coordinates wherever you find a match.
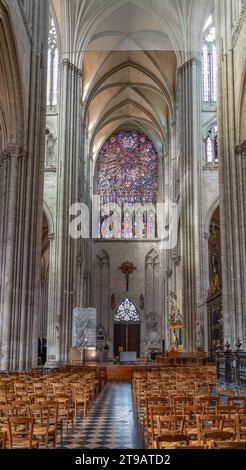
[115,298,140,322]
[47,17,58,108]
[202,15,217,103]
[97,130,158,239]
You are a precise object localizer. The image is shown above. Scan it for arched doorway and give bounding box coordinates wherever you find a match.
[207,206,223,359]
[114,298,140,357]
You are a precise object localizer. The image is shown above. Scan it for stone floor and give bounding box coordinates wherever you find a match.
[58,382,145,449]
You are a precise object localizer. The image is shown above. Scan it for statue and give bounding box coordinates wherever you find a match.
[167,291,183,323]
[195,320,202,349]
[171,330,179,349]
[208,226,222,296]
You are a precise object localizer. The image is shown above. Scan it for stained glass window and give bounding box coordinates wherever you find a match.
[115,298,140,322]
[202,16,217,103]
[97,130,158,239]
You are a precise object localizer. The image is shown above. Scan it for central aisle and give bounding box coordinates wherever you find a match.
[60,382,145,449]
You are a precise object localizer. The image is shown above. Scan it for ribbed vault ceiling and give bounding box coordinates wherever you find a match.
[52,0,213,162]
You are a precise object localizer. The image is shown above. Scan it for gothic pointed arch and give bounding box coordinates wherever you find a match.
[115,298,140,322]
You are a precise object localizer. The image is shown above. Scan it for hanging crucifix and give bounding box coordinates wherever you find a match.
[119,261,137,292]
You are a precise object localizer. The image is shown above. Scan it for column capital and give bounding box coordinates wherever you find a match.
[48,232,55,241]
[235,140,246,155]
[166,268,172,278]
[61,58,82,77]
[178,56,202,73]
[172,255,181,266]
[0,145,27,166]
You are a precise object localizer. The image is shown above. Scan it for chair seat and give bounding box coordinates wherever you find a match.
[11,439,39,449]
[186,428,198,436]
[33,424,56,435]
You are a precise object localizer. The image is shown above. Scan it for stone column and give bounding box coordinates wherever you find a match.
[45,233,60,367]
[46,59,82,366]
[0,146,27,370]
[178,57,203,352]
[0,2,49,371]
[215,0,246,350]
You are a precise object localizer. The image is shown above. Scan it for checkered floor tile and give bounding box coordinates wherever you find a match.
[57,383,145,449]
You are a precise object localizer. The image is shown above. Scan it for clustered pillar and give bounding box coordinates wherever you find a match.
[46,59,82,366]
[178,57,203,351]
[0,1,49,371]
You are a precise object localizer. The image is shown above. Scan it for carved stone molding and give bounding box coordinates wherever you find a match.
[235,141,246,156]
[48,233,55,242]
[178,56,202,74]
[202,163,219,171]
[172,255,181,266]
[0,145,27,166]
[61,58,82,77]
[166,268,172,278]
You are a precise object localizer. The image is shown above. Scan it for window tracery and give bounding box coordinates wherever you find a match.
[97,130,158,239]
[115,298,140,322]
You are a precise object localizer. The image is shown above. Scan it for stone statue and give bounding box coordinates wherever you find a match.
[195,320,202,348]
[167,291,183,323]
[171,330,179,349]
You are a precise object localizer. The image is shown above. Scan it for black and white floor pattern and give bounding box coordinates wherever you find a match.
[58,383,145,449]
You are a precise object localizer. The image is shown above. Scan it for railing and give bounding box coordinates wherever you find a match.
[215,350,246,387]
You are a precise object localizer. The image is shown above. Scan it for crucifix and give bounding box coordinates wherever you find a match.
[119,261,137,292]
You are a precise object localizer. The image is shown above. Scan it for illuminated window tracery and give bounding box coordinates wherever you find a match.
[115,298,140,322]
[97,130,158,239]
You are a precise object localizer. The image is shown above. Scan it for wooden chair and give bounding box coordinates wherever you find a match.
[196,396,220,413]
[174,443,209,449]
[196,414,225,444]
[146,406,172,447]
[55,395,74,430]
[155,433,188,449]
[183,405,204,443]
[235,413,246,440]
[156,415,186,436]
[0,430,6,449]
[7,417,39,449]
[217,405,237,434]
[211,440,246,449]
[29,404,56,448]
[172,396,193,414]
[72,384,89,418]
[202,430,234,445]
[228,396,246,408]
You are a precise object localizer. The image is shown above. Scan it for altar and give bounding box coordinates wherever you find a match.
[119,351,137,363]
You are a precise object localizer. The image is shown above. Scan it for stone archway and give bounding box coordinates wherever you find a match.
[114,298,140,358]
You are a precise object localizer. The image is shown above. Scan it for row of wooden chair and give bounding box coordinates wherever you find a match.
[0,367,105,448]
[132,366,246,449]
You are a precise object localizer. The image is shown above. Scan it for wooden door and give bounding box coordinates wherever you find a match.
[127,323,140,357]
[114,323,126,356]
[114,323,140,357]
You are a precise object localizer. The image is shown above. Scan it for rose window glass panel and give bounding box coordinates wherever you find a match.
[115,298,140,322]
[97,130,158,239]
